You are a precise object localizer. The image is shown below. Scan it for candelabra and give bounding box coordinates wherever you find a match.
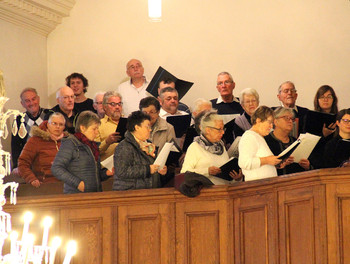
[0,70,77,263]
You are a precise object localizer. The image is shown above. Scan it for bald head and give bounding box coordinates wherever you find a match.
[56,86,75,113]
[126,59,144,80]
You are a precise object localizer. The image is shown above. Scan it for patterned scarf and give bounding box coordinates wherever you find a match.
[194,134,224,155]
[74,132,100,161]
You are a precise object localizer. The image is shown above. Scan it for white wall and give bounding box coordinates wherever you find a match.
[0,20,47,152]
[47,0,350,110]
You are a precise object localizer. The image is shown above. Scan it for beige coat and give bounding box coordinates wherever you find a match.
[150,117,175,151]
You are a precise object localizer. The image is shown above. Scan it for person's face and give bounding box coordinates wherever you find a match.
[126,59,144,79]
[47,116,65,137]
[242,94,259,116]
[216,74,235,97]
[81,122,100,141]
[274,112,294,133]
[256,116,274,136]
[277,83,298,108]
[134,119,152,141]
[160,92,179,115]
[93,94,105,117]
[142,105,159,126]
[158,81,175,96]
[337,114,350,136]
[57,87,75,112]
[21,91,40,116]
[205,120,225,143]
[318,90,334,113]
[103,96,122,121]
[69,78,85,97]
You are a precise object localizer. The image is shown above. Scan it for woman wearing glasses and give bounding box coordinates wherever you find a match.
[238,106,284,181]
[265,107,311,175]
[324,109,350,168]
[18,112,67,187]
[181,111,242,185]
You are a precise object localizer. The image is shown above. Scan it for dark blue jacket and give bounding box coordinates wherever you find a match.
[52,135,108,194]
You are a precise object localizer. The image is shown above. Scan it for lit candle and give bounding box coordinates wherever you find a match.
[9,231,18,255]
[62,240,77,264]
[23,233,34,264]
[41,217,52,247]
[49,236,61,264]
[21,212,33,242]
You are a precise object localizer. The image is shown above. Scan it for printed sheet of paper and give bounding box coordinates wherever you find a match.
[154,142,174,168]
[101,155,114,171]
[291,133,321,163]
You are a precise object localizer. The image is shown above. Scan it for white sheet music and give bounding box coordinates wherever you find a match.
[154,142,174,168]
[101,155,114,171]
[291,133,321,163]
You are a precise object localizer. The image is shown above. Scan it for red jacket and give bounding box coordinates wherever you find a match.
[18,121,67,184]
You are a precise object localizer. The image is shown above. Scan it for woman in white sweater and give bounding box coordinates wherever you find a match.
[181,111,241,185]
[238,106,282,181]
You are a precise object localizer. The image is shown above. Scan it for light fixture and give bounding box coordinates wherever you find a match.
[148,0,162,22]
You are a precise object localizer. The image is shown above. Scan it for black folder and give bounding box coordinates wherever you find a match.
[146,66,194,100]
[115,117,128,142]
[335,139,350,162]
[216,158,240,181]
[278,139,301,162]
[303,110,336,136]
[166,114,191,138]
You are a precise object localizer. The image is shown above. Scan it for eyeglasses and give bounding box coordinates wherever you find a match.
[105,102,123,107]
[319,95,333,100]
[243,99,257,105]
[49,122,65,127]
[217,80,233,86]
[341,119,350,124]
[143,110,158,115]
[61,95,75,100]
[207,126,226,132]
[277,116,295,122]
[281,89,297,94]
[94,102,103,105]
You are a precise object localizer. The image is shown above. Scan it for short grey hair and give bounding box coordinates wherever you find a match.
[159,87,178,100]
[20,87,38,100]
[48,112,66,124]
[192,98,212,114]
[200,111,223,135]
[102,91,122,105]
[217,72,234,82]
[240,88,260,104]
[278,81,295,94]
[93,91,105,103]
[273,107,295,119]
[75,111,101,133]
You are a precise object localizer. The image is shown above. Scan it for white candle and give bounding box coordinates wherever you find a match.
[21,212,33,242]
[49,236,61,264]
[9,231,18,255]
[6,214,11,232]
[62,240,77,264]
[41,217,52,247]
[23,233,34,264]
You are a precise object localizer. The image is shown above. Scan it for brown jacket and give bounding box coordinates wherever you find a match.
[18,121,68,184]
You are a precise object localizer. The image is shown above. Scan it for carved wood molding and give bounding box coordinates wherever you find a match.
[0,0,75,36]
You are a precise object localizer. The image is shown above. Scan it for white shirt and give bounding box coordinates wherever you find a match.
[117,77,149,116]
[159,108,188,119]
[238,130,277,181]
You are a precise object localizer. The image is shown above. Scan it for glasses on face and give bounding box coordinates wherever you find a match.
[49,122,65,127]
[105,102,123,107]
[208,126,226,132]
[341,119,350,124]
[319,95,333,100]
[281,89,297,94]
[277,116,295,122]
[61,95,75,100]
[143,110,158,115]
[216,80,233,86]
[244,99,257,105]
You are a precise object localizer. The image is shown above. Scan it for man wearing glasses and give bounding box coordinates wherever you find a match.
[96,91,127,161]
[210,72,244,125]
[276,81,309,137]
[117,59,149,116]
[45,86,78,134]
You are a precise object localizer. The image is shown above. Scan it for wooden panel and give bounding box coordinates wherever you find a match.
[60,206,114,264]
[176,199,231,264]
[278,185,326,264]
[234,192,278,264]
[339,197,350,264]
[117,203,175,264]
